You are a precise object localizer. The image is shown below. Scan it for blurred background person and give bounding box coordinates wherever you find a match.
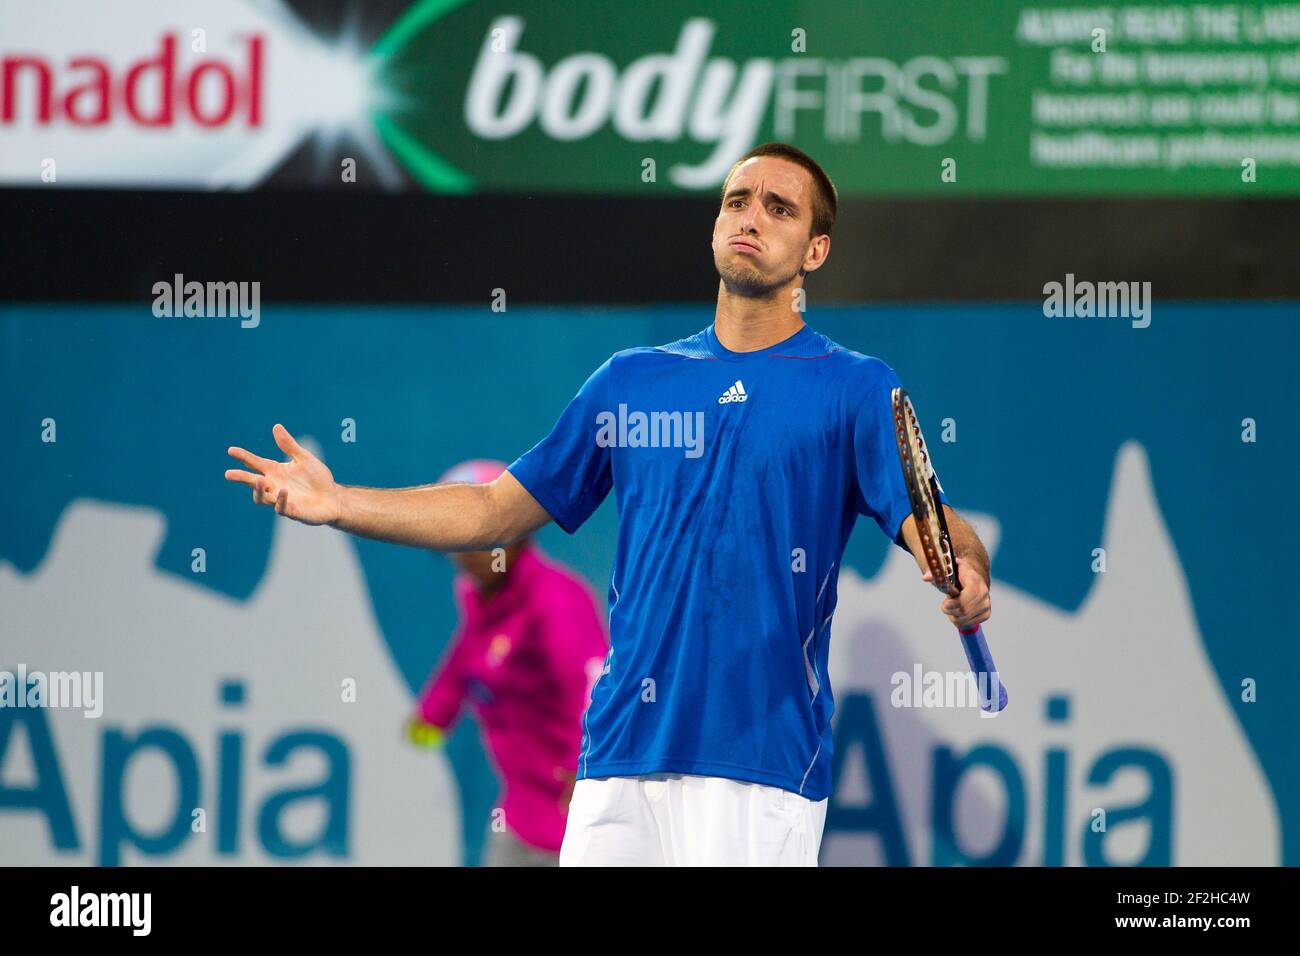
[404,459,608,866]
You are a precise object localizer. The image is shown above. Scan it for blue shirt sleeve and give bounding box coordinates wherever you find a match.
[851,366,949,549]
[507,357,614,534]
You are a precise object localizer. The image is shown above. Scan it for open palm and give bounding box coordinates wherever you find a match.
[225,424,341,526]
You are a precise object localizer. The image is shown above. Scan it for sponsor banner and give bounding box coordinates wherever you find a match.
[3,1,1300,193]
[0,303,1293,865]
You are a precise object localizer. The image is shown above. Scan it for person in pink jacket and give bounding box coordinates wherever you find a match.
[406,459,609,866]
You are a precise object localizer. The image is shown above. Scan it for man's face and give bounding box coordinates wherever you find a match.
[712,156,824,299]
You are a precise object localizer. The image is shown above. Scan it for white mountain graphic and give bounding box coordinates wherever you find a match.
[0,493,459,865]
[823,441,1280,865]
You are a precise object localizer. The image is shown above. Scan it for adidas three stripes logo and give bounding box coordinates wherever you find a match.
[717,380,748,404]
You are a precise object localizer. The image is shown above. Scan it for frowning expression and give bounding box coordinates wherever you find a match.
[712,155,827,298]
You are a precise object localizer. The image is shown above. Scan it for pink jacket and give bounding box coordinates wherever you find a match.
[417,543,608,852]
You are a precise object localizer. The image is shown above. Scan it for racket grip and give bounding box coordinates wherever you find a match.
[958,625,1008,713]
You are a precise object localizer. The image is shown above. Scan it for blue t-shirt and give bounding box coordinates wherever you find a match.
[508,323,944,800]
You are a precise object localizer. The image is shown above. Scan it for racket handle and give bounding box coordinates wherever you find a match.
[958,625,1008,713]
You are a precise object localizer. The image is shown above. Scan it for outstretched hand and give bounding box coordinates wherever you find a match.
[225,424,342,526]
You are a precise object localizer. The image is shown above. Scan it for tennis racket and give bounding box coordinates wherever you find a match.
[891,387,1008,713]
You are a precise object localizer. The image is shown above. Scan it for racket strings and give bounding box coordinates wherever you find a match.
[894,395,958,595]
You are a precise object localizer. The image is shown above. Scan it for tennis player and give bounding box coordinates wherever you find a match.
[225,142,991,866]
[404,459,608,866]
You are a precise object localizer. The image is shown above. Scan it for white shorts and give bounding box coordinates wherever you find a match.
[559,773,828,866]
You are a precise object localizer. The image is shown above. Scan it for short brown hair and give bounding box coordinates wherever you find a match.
[721,142,838,238]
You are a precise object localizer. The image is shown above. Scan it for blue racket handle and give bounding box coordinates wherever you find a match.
[958,625,1008,713]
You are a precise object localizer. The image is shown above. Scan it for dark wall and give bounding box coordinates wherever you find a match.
[2,189,1297,303]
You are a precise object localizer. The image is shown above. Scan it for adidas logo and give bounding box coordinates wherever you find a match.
[718,380,748,404]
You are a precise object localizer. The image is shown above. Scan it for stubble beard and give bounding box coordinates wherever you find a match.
[716,252,802,300]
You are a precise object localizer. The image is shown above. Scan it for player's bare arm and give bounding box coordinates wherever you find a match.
[901,507,992,631]
[224,423,552,550]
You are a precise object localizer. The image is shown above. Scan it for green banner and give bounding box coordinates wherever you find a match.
[371,0,1300,195]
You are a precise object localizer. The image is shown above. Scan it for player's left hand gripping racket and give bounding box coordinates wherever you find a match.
[891,388,1008,713]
